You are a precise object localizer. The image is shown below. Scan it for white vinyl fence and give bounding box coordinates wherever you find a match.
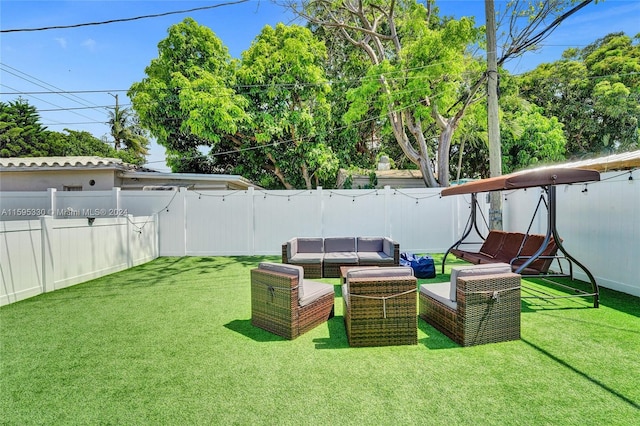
[0,215,158,305]
[1,170,638,304]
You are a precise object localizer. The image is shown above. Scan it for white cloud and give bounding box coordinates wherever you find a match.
[54,37,67,48]
[82,38,97,51]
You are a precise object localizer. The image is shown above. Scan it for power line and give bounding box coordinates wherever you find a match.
[0,89,128,95]
[0,1,249,33]
[0,64,106,123]
[0,63,101,109]
[3,70,637,97]
[1,83,79,125]
[42,122,105,126]
[38,105,129,112]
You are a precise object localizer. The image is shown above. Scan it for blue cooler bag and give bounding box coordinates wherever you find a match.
[400,252,436,278]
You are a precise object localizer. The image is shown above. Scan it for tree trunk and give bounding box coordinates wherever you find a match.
[267,153,294,189]
[437,123,455,187]
[301,163,312,190]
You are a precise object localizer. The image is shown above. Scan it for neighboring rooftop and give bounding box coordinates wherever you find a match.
[0,156,261,191]
[0,156,145,171]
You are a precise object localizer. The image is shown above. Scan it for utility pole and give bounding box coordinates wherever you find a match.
[485,0,503,230]
[109,93,120,150]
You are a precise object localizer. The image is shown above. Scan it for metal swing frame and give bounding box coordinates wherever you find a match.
[441,168,600,308]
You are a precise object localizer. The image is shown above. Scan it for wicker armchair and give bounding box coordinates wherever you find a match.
[251,262,335,340]
[342,267,417,347]
[419,263,521,346]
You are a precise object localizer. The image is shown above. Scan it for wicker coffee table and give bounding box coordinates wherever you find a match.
[339,265,379,284]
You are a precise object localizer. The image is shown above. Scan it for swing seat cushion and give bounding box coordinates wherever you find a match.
[511,235,560,274]
[494,233,525,262]
[479,230,507,257]
[451,231,559,274]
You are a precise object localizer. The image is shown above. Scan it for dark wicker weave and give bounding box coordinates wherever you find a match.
[419,273,521,346]
[323,262,355,279]
[251,268,334,340]
[281,244,323,278]
[344,275,417,347]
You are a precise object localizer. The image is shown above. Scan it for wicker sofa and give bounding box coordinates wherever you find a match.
[342,266,417,347]
[282,236,400,279]
[250,262,335,340]
[419,263,521,346]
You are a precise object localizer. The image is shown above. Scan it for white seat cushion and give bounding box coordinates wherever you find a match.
[299,279,334,307]
[323,252,359,263]
[342,283,349,307]
[420,283,457,310]
[356,252,393,263]
[289,253,323,263]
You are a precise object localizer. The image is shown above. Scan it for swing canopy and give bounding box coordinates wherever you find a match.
[440,166,602,307]
[441,167,600,196]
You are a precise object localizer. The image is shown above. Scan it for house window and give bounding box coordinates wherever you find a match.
[63,186,82,191]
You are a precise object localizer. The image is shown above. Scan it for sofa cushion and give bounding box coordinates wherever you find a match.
[382,238,395,256]
[420,283,457,310]
[342,283,349,307]
[289,253,323,264]
[449,263,512,301]
[287,237,323,259]
[356,237,384,253]
[286,238,297,260]
[323,251,359,264]
[324,237,356,252]
[297,237,324,253]
[259,262,305,300]
[299,279,334,307]
[356,251,394,263]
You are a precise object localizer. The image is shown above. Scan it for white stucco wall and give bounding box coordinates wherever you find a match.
[0,169,117,191]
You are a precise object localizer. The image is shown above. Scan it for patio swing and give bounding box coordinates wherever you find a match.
[440,167,601,308]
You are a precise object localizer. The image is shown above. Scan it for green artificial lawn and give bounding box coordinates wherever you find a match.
[1,255,639,425]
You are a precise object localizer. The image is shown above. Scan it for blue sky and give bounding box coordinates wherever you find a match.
[2,0,639,171]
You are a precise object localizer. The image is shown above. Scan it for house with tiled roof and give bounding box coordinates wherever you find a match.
[0,156,260,191]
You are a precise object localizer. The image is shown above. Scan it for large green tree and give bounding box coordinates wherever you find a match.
[0,99,50,157]
[1,98,144,162]
[107,96,150,164]
[234,23,337,189]
[451,71,567,179]
[130,19,340,189]
[128,18,248,173]
[518,32,639,155]
[290,0,484,187]
[312,23,383,171]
